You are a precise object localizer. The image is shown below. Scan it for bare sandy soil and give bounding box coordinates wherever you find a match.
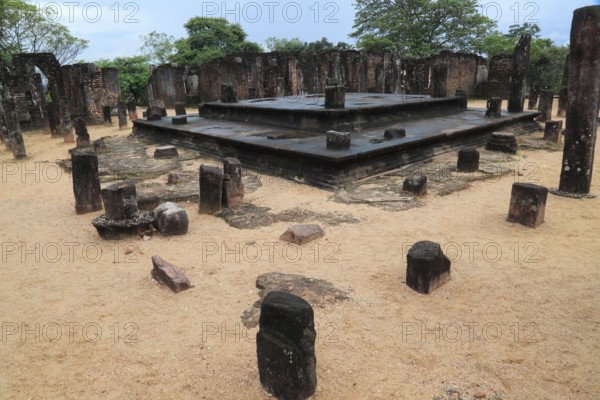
[0,101,599,400]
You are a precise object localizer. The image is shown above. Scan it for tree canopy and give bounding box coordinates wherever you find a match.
[140,31,177,65]
[170,17,262,65]
[264,37,354,55]
[0,0,88,65]
[351,0,497,57]
[95,55,151,103]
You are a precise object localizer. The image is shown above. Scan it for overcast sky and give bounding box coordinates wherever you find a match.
[32,0,600,62]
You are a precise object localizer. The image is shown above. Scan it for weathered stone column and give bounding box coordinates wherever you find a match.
[175,102,187,116]
[71,149,103,214]
[257,291,316,400]
[0,102,9,149]
[557,54,569,117]
[431,63,448,98]
[103,105,113,126]
[117,101,127,129]
[221,83,238,103]
[544,120,563,143]
[222,158,245,208]
[2,100,27,159]
[74,118,91,147]
[101,181,139,220]
[485,98,502,118]
[199,165,223,214]
[324,85,345,109]
[528,88,539,110]
[537,90,554,122]
[46,103,61,137]
[508,34,531,113]
[59,97,74,143]
[126,101,138,120]
[559,6,600,194]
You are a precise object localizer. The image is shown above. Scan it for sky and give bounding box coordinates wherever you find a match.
[31,0,600,62]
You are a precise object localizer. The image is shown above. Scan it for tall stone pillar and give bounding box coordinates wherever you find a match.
[508,34,531,113]
[431,63,448,98]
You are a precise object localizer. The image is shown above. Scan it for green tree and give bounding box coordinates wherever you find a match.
[0,0,88,65]
[95,55,151,104]
[265,37,354,55]
[351,0,496,57]
[171,17,262,65]
[140,31,176,64]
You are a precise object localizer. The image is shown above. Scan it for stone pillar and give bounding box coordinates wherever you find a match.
[59,98,74,143]
[117,101,127,129]
[324,85,345,109]
[71,149,103,214]
[537,90,554,122]
[544,120,563,143]
[326,130,351,150]
[485,97,502,118]
[557,54,569,117]
[74,118,91,147]
[222,158,245,208]
[486,132,518,154]
[2,100,27,159]
[0,102,9,149]
[406,241,451,294]
[199,165,223,214]
[101,181,139,220]
[559,6,600,194]
[257,291,316,400]
[403,172,427,196]
[46,103,61,137]
[455,89,468,109]
[457,148,480,172]
[527,88,539,110]
[175,102,187,116]
[508,34,531,113]
[431,63,448,98]
[221,83,238,103]
[146,106,163,121]
[126,101,138,120]
[507,183,548,228]
[103,105,112,126]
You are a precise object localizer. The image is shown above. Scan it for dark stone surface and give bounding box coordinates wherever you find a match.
[2,100,27,159]
[537,90,554,122]
[175,102,187,116]
[485,97,502,118]
[257,291,317,400]
[324,85,345,109]
[280,224,325,245]
[326,130,351,150]
[507,183,548,228]
[103,105,113,126]
[137,194,161,211]
[117,101,128,129]
[92,211,154,240]
[557,54,569,118]
[127,101,139,120]
[101,181,140,220]
[543,120,563,143]
[559,8,600,194]
[384,128,406,140]
[199,165,223,214]
[71,149,103,214]
[153,202,189,236]
[455,89,468,109]
[93,138,107,154]
[431,63,448,98]
[151,255,192,293]
[74,118,90,147]
[46,102,61,137]
[457,148,480,172]
[508,34,531,113]
[528,90,539,110]
[172,116,188,125]
[154,145,179,158]
[406,241,451,294]
[486,132,518,154]
[221,83,238,103]
[222,157,245,208]
[403,172,428,196]
[146,106,163,121]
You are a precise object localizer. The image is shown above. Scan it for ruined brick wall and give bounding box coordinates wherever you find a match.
[147,64,187,107]
[485,55,513,99]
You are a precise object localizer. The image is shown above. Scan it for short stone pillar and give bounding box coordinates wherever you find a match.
[146,106,163,121]
[457,148,480,172]
[93,139,107,154]
[126,101,138,120]
[222,158,245,208]
[74,118,90,147]
[117,102,127,129]
[101,181,140,220]
[431,63,448,98]
[154,145,179,158]
[486,132,518,154]
[46,102,61,137]
[543,120,563,143]
[3,100,27,159]
[221,83,238,103]
[485,98,502,118]
[507,183,548,228]
[537,90,554,122]
[406,241,451,294]
[326,130,351,150]
[199,165,223,214]
[153,202,189,236]
[403,172,428,196]
[455,89,468,109]
[257,291,317,400]
[174,102,187,116]
[102,105,112,126]
[172,116,187,125]
[151,255,192,293]
[325,85,345,109]
[528,90,539,110]
[71,149,103,214]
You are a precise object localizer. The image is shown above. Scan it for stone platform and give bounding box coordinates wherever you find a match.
[133,93,541,189]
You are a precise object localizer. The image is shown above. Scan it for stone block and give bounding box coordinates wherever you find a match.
[151,255,192,293]
[406,241,451,294]
[280,224,325,245]
[153,202,189,236]
[507,183,548,228]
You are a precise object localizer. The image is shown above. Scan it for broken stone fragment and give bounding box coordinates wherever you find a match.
[406,241,451,294]
[457,148,480,172]
[154,145,179,158]
[384,128,406,140]
[174,102,187,116]
[222,158,245,208]
[137,194,160,211]
[326,130,351,150]
[153,202,189,236]
[280,224,325,245]
[486,132,518,154]
[151,255,192,293]
[507,182,548,228]
[403,172,428,196]
[146,106,163,121]
[93,138,107,154]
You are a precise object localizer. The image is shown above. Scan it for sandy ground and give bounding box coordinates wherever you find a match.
[0,101,599,400]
